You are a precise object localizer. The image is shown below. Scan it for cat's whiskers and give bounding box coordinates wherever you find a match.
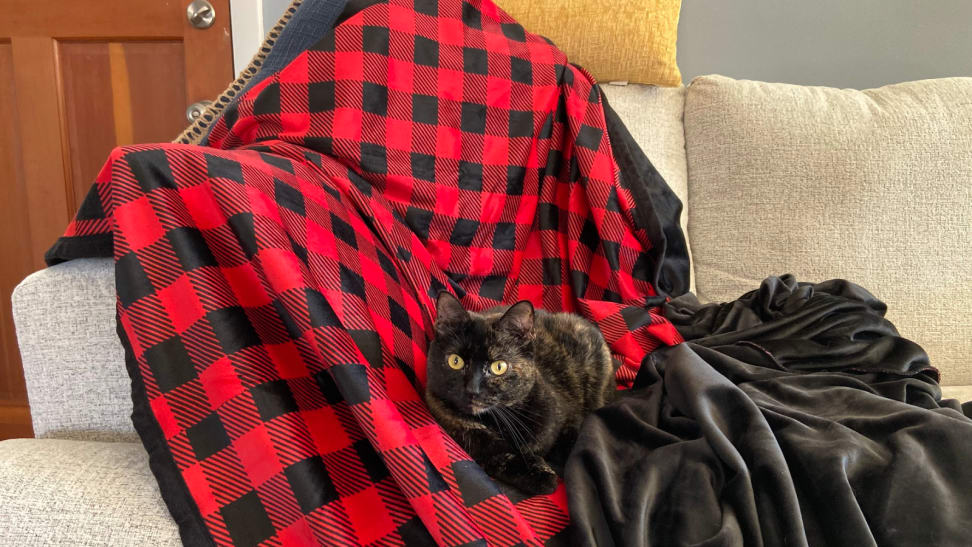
[509,406,543,425]
[487,408,528,463]
[509,411,538,446]
[497,406,536,451]
[500,410,526,450]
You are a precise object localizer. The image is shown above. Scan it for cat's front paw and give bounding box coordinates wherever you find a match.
[519,463,559,495]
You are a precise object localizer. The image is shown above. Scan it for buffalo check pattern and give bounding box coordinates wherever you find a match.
[49,0,684,544]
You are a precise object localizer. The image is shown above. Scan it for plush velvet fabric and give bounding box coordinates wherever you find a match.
[567,276,972,546]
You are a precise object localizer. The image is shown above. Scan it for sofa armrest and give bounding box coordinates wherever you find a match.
[11,258,135,440]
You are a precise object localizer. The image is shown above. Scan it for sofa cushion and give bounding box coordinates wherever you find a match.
[0,438,179,546]
[602,83,694,291]
[495,0,682,86]
[942,385,972,405]
[684,75,972,385]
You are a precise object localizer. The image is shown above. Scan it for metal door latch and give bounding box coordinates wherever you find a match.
[186,100,214,122]
[187,0,215,29]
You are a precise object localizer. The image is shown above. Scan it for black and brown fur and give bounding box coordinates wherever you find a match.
[424,292,616,495]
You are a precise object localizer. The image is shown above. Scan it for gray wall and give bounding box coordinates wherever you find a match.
[263,0,293,31]
[677,0,972,89]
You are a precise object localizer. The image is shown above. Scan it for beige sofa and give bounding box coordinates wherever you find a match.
[2,74,970,544]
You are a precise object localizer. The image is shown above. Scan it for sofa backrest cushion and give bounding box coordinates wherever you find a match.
[684,75,972,385]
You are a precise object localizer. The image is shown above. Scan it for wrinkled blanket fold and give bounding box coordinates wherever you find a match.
[566,276,972,546]
[46,0,689,544]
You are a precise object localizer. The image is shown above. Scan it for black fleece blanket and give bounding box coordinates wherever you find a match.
[566,276,972,546]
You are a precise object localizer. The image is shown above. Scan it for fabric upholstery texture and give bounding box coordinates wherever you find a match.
[942,385,972,404]
[494,0,682,86]
[0,438,180,545]
[685,75,972,386]
[602,83,694,292]
[12,258,136,440]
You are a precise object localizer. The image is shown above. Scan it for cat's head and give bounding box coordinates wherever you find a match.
[426,292,538,416]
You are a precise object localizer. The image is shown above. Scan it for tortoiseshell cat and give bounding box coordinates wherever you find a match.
[425,292,616,495]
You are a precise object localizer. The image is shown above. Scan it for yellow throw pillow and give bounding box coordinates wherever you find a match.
[494,0,682,86]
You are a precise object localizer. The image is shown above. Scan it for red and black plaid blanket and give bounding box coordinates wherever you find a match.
[47,0,688,544]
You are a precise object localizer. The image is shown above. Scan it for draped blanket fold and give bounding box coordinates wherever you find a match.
[46,0,688,544]
[566,276,972,547]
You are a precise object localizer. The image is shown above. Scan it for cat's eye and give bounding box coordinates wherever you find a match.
[447,354,465,370]
[489,360,509,376]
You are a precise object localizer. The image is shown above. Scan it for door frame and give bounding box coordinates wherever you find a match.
[230,0,266,76]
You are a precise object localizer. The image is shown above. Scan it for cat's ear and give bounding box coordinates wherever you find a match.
[435,291,468,330]
[498,300,535,338]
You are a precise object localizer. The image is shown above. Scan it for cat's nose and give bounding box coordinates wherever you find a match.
[466,365,484,394]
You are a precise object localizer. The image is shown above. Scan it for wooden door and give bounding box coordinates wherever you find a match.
[0,0,234,439]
